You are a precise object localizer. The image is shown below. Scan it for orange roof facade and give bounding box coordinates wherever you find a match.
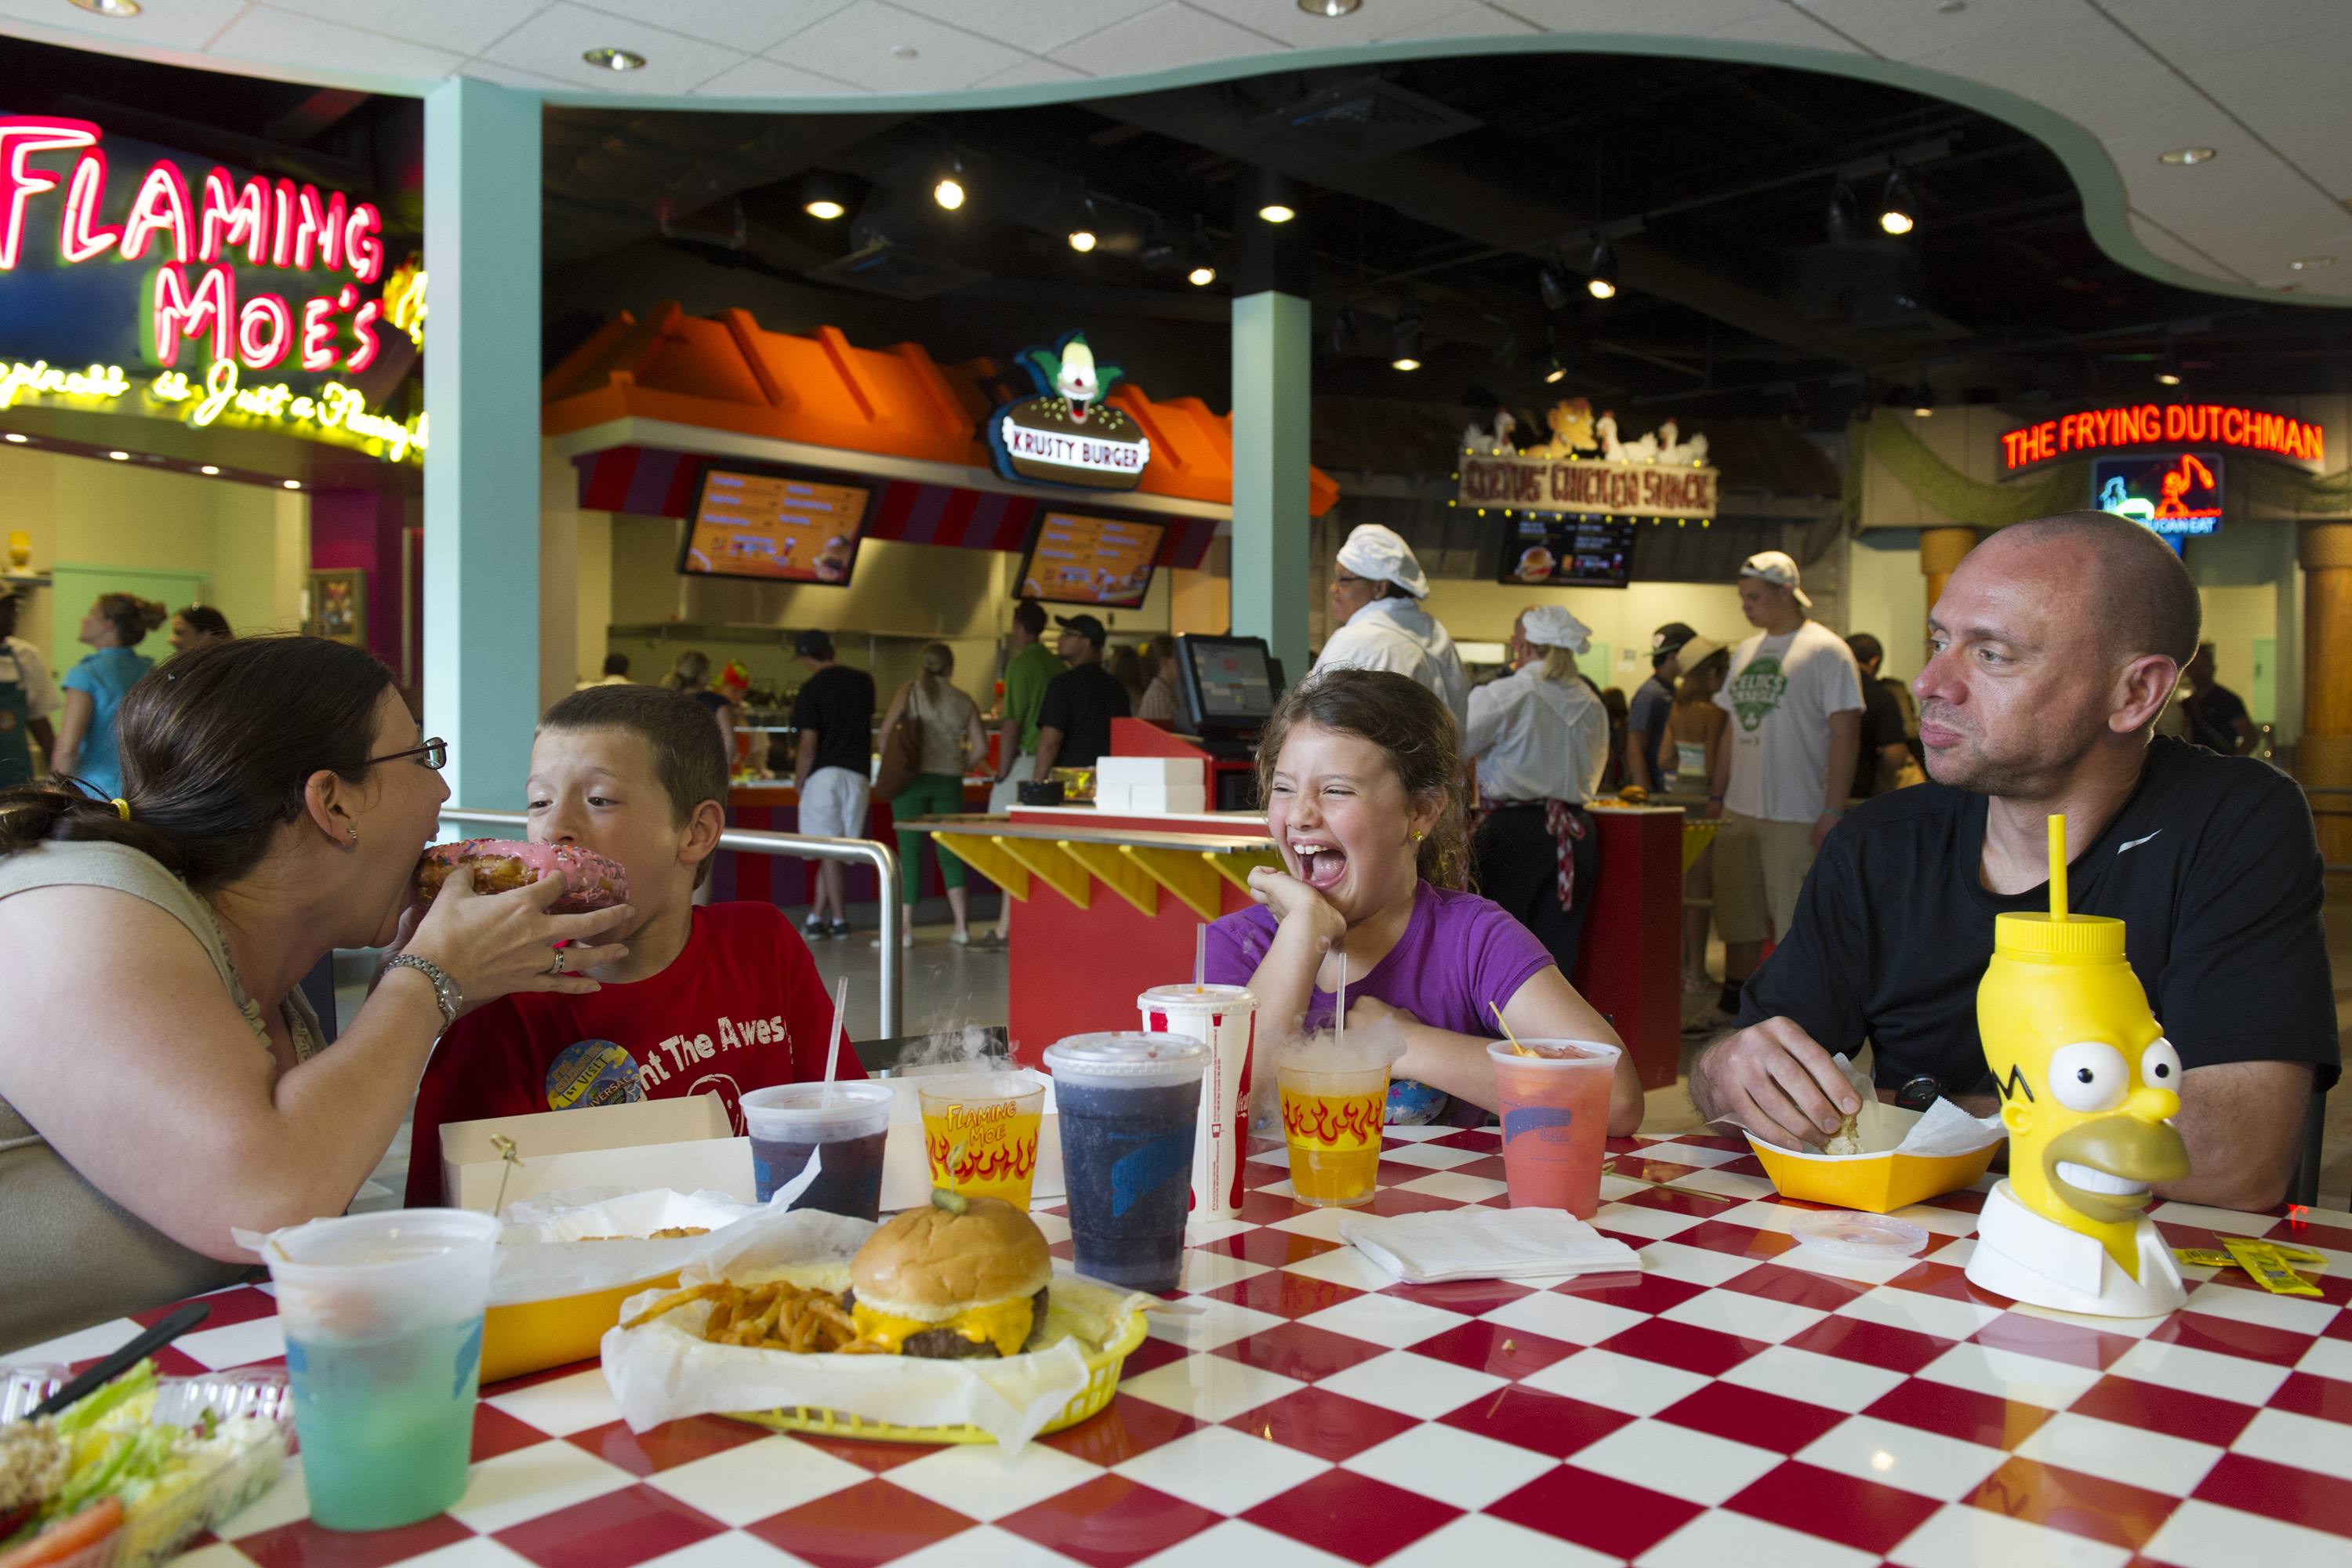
[541,302,1338,517]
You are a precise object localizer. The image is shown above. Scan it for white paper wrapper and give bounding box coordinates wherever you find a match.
[600,1202,1136,1450]
[1711,1053,2003,1159]
[1341,1208,1641,1284]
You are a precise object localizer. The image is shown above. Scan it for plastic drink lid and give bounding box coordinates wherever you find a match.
[741,1080,892,1129]
[1484,1037,1621,1067]
[1790,1210,1930,1259]
[1044,1031,1211,1083]
[267,1209,501,1270]
[1139,982,1257,1011]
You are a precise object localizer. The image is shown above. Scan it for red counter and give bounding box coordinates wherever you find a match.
[715,778,993,906]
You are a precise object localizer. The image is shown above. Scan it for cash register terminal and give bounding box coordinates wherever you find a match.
[1172,634,1286,809]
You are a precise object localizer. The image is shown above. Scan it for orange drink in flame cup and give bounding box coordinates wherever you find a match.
[1277,1064,1388,1207]
[919,1072,1045,1210]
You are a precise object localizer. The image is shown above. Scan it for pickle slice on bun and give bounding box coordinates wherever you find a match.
[844,1194,1052,1358]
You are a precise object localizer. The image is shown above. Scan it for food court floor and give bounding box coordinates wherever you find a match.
[348,885,2352,1211]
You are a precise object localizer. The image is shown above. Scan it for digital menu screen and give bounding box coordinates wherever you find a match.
[679,468,871,584]
[1018,511,1166,608]
[1497,517,1637,589]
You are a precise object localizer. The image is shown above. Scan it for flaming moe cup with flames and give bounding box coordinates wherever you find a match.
[1965,815,2191,1316]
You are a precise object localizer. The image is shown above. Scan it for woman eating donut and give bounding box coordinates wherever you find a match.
[1205,667,1644,1131]
[0,637,635,1352]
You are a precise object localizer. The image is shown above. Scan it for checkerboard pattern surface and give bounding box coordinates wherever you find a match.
[16,1131,2352,1568]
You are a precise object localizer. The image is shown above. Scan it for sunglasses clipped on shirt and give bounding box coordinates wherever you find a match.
[367,738,447,771]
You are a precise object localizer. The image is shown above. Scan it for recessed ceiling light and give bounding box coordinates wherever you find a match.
[1068,228,1097,252]
[2159,146,2217,165]
[804,200,845,220]
[284,480,301,489]
[2155,371,2183,386]
[933,176,964,210]
[2,433,24,444]
[107,450,129,460]
[891,44,917,57]
[68,0,142,16]
[1188,264,1215,286]
[2291,255,2336,270]
[583,48,644,71]
[1258,204,1296,223]
[200,464,219,474]
[1392,356,1420,372]
[1298,0,1360,14]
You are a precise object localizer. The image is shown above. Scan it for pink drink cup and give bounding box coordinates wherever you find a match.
[1486,1039,1621,1218]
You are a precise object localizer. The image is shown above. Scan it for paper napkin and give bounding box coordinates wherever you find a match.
[1339,1207,1642,1284]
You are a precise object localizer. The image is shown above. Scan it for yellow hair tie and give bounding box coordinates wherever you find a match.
[111,798,131,821]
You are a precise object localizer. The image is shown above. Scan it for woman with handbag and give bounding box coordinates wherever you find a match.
[873,643,989,947]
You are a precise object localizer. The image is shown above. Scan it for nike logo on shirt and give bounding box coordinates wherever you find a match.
[2117,830,2162,855]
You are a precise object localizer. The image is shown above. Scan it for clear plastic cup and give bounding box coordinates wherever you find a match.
[263,1208,501,1530]
[741,1080,895,1220]
[1138,983,1259,1221]
[1487,1039,1621,1218]
[1277,1062,1389,1208]
[1044,1032,1210,1294]
[920,1070,1046,1210]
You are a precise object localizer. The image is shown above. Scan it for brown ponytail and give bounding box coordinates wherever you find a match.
[1254,666,1469,890]
[95,593,168,647]
[0,635,392,888]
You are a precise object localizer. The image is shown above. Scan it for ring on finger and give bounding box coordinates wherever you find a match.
[549,948,566,976]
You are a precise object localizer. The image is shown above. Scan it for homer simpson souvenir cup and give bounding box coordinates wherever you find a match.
[1139,983,1258,1221]
[920,1071,1046,1210]
[1965,815,2190,1317]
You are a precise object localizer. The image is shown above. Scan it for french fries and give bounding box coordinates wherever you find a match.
[620,1279,887,1354]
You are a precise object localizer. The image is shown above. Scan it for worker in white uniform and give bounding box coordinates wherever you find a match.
[1316,523,1470,731]
[1465,604,1610,975]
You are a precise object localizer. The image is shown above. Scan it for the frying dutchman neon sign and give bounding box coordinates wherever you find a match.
[0,115,389,376]
[2000,403,2323,470]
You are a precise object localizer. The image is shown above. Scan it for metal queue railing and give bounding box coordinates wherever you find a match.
[437,808,903,1036]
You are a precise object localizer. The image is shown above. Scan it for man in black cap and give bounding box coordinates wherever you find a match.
[1033,614,1131,782]
[1624,622,1697,794]
[789,629,875,938]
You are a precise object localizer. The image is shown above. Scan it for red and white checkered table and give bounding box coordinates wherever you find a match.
[15,1129,2352,1568]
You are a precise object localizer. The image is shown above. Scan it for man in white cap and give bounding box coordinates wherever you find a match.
[1704,550,1862,1018]
[1465,604,1610,973]
[1317,523,1470,728]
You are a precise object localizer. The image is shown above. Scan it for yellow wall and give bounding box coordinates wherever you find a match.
[0,446,301,707]
[1418,579,1750,695]
[1846,535,1932,683]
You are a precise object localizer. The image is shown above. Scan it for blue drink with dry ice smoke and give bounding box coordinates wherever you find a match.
[1044,1033,1210,1295]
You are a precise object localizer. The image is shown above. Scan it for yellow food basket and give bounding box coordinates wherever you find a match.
[1746,1136,1998,1214]
[729,1305,1150,1444]
[482,1272,679,1386]
[1681,820,1719,873]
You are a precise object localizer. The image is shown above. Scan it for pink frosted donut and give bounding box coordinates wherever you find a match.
[415,839,629,913]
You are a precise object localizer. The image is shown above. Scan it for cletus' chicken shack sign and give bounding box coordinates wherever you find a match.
[1457,400,1718,521]
[0,114,423,463]
[985,331,1150,492]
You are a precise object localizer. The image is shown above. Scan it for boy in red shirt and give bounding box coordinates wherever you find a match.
[405,684,857,1207]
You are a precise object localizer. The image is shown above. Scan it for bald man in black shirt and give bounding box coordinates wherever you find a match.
[1690,512,2334,1211]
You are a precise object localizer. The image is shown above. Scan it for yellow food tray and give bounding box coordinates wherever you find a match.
[728,1306,1149,1444]
[1682,821,1719,873]
[1746,1136,1998,1214]
[483,1272,678,1386]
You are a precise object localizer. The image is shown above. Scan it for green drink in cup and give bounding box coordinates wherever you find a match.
[264,1209,502,1530]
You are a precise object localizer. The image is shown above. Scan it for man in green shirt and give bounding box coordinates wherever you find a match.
[978,599,1066,947]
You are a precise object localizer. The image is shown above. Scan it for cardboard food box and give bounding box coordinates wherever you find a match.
[438,1094,755,1211]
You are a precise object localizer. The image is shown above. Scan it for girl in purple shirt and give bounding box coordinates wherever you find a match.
[1206,667,1644,1131]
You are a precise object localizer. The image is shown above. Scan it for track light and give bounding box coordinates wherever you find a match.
[1258,203,1296,223]
[1543,355,1568,384]
[1392,357,1421,372]
[1068,194,1098,252]
[1827,182,1861,245]
[1392,293,1422,370]
[1538,247,1572,312]
[1330,308,1357,355]
[2155,334,2183,387]
[932,163,964,211]
[1585,238,1618,300]
[1182,216,1214,284]
[1879,169,1917,236]
[801,171,851,220]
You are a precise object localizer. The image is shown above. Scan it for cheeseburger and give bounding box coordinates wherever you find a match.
[844,1195,1052,1358]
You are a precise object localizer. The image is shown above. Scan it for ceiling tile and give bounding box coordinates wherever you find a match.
[692,54,860,95]
[576,0,855,55]
[1796,0,2076,61]
[1186,0,1471,50]
[887,0,1159,56]
[1375,4,1540,42]
[453,56,581,91]
[476,1,752,93]
[0,0,249,51]
[2128,209,2241,278]
[1051,2,1287,78]
[2173,38,2352,141]
[967,54,1091,89]
[770,0,1028,92]
[263,0,544,57]
[211,6,465,81]
[2223,99,2352,194]
[2102,0,2344,63]
[1486,0,1789,34]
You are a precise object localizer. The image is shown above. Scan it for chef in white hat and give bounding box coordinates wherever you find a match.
[1317,524,1471,728]
[1463,603,1610,972]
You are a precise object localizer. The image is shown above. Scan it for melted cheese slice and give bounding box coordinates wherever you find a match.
[851,1297,1033,1358]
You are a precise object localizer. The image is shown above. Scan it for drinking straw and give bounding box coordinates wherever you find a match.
[1488,1000,1536,1056]
[1334,943,1345,1039]
[1194,923,1207,991]
[820,975,848,1105]
[2048,813,2068,922]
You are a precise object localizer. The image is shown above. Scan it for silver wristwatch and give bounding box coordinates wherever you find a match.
[384,953,463,1029]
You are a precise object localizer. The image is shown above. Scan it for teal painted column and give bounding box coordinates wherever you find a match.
[424,78,541,811]
[1229,167,1312,681]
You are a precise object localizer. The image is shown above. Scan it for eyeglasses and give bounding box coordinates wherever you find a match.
[1334,572,1370,588]
[368,738,447,771]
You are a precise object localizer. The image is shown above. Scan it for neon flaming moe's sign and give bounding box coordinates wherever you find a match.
[0,115,421,461]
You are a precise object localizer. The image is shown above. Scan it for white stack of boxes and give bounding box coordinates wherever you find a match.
[1094,755,1208,814]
